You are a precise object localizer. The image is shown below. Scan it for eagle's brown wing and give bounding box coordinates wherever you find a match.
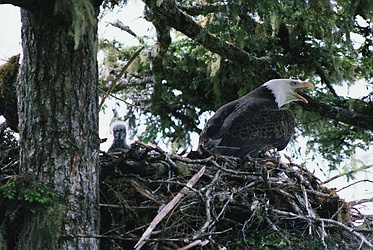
[199,99,295,157]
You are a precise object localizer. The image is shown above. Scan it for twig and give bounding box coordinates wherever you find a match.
[242,201,261,248]
[319,218,373,249]
[337,179,373,192]
[193,170,220,239]
[200,169,221,192]
[305,188,339,199]
[349,197,373,207]
[320,219,327,248]
[209,197,231,231]
[211,160,262,175]
[264,216,285,238]
[130,180,161,203]
[99,88,139,108]
[0,121,8,135]
[178,239,209,250]
[323,165,373,184]
[170,154,215,164]
[130,174,203,198]
[110,20,137,37]
[172,152,262,176]
[301,183,316,219]
[99,46,144,108]
[134,166,206,250]
[99,203,159,209]
[271,209,373,248]
[133,141,179,172]
[237,180,261,192]
[330,200,346,221]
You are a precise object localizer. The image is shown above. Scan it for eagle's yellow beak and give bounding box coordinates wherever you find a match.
[293,81,314,103]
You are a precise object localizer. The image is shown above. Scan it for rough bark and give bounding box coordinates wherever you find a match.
[10,1,101,249]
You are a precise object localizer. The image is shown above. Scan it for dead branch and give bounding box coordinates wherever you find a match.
[323,165,373,184]
[100,46,144,108]
[337,179,373,192]
[271,209,373,249]
[110,20,137,37]
[134,166,205,249]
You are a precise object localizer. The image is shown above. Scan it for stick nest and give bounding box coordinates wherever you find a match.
[99,142,373,249]
[1,140,372,249]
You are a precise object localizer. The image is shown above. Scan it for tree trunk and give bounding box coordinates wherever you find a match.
[16,1,100,249]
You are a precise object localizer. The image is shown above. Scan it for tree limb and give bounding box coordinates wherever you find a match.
[177,2,228,16]
[299,94,373,131]
[142,0,373,133]
[349,197,373,207]
[134,166,206,249]
[142,0,280,81]
[99,46,144,108]
[0,0,33,8]
[110,20,137,37]
[271,209,373,249]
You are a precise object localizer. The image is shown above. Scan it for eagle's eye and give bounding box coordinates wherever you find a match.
[290,81,297,87]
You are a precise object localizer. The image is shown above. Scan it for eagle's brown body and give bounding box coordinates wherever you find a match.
[198,79,313,158]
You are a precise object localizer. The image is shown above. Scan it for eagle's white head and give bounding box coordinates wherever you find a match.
[263,79,314,108]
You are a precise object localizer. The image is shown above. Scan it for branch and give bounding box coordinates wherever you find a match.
[313,62,339,97]
[177,2,227,16]
[142,0,280,81]
[99,89,139,108]
[298,94,373,131]
[110,20,137,37]
[178,239,209,250]
[99,46,144,108]
[318,218,373,248]
[0,0,33,8]
[134,166,206,250]
[349,197,373,207]
[271,209,373,248]
[323,165,373,184]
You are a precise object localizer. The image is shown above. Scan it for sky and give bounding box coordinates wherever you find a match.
[0,5,21,62]
[1,1,372,213]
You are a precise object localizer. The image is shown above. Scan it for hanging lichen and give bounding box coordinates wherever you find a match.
[54,0,96,50]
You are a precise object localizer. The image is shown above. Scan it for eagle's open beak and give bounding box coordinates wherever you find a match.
[294,81,314,103]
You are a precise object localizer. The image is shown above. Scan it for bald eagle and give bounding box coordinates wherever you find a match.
[198,79,314,158]
[108,121,131,153]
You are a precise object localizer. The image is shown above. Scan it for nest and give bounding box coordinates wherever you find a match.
[99,142,373,249]
[1,140,372,249]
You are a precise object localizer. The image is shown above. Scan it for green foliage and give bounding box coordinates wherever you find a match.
[99,0,373,170]
[18,205,64,250]
[240,231,339,249]
[0,54,20,84]
[294,100,372,168]
[244,231,292,249]
[0,178,62,249]
[0,178,58,221]
[0,231,5,250]
[101,0,128,11]
[0,129,17,151]
[299,236,338,250]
